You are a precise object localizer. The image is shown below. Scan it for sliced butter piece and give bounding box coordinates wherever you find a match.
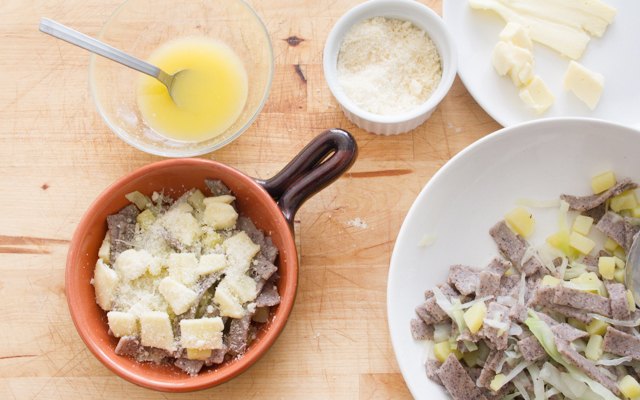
[113,249,157,281]
[203,202,238,230]
[470,0,590,59]
[139,311,176,351]
[214,283,245,318]
[519,76,554,114]
[499,22,532,49]
[93,259,120,311]
[203,195,236,205]
[180,317,224,350]
[492,41,534,86]
[197,253,227,276]
[107,311,138,337]
[224,273,258,303]
[563,61,604,110]
[223,231,260,275]
[167,252,199,286]
[158,277,197,315]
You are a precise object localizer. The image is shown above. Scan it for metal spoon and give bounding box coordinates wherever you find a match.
[627,234,640,304]
[39,18,188,105]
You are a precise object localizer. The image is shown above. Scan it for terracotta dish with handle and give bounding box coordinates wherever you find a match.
[65,129,357,392]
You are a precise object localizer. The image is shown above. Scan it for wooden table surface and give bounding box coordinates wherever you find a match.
[0,0,501,398]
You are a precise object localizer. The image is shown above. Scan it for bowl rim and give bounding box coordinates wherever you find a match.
[322,0,458,125]
[65,158,297,392]
[88,0,275,158]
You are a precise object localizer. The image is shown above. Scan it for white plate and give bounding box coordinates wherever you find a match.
[443,0,640,127]
[387,118,640,399]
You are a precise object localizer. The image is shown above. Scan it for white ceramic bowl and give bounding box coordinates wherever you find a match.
[323,0,457,136]
[387,118,640,398]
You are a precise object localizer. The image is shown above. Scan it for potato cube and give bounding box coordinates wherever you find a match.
[114,249,156,281]
[614,256,626,270]
[98,236,110,262]
[159,277,197,315]
[547,230,578,258]
[569,231,595,255]
[633,207,640,218]
[93,259,119,311]
[591,171,616,194]
[505,207,535,237]
[611,191,638,212]
[186,348,212,361]
[619,375,640,399]
[214,284,245,318]
[627,290,637,312]
[490,374,508,391]
[180,317,224,350]
[434,341,453,363]
[598,256,616,280]
[587,319,608,336]
[125,191,151,210]
[107,311,138,337]
[615,269,626,283]
[136,209,156,231]
[463,302,487,334]
[541,275,561,287]
[604,237,619,253]
[572,215,594,236]
[614,247,627,260]
[203,202,238,230]
[139,311,176,351]
[187,189,206,211]
[585,334,603,361]
[197,253,227,276]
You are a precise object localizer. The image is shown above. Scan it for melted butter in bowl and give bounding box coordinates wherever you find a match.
[137,37,248,143]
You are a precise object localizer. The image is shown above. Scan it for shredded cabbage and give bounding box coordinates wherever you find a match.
[588,313,640,327]
[433,323,451,343]
[508,324,523,336]
[525,312,620,400]
[484,318,509,332]
[597,356,633,366]
[539,362,600,400]
[526,364,545,400]
[460,295,493,309]
[512,374,532,400]
[500,360,533,387]
[558,200,570,231]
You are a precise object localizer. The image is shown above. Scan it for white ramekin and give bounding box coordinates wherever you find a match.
[323,0,458,136]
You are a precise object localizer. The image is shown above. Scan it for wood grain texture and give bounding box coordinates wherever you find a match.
[0,0,501,398]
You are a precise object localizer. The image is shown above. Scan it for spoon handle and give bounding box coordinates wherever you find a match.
[39,18,170,83]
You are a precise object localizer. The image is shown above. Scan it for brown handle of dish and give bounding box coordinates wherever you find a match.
[256,128,358,227]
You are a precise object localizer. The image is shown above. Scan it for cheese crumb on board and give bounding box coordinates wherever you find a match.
[563,60,604,110]
[337,17,442,116]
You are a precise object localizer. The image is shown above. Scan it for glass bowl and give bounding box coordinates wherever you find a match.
[90,0,273,157]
